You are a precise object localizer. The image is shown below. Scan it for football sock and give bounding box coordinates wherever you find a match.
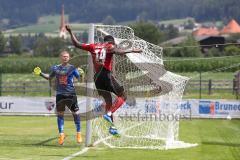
[110,97,125,113]
[57,115,64,133]
[73,113,81,132]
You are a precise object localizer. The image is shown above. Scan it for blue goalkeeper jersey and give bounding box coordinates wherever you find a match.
[50,64,80,95]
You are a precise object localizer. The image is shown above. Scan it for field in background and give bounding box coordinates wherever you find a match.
[0,116,239,160]
[1,72,237,99]
[4,15,91,37]
[4,15,62,36]
[1,55,239,99]
[158,18,194,25]
[178,72,234,80]
[2,72,234,82]
[183,91,236,99]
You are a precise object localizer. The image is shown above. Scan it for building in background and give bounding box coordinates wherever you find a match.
[220,19,240,36]
[192,27,219,37]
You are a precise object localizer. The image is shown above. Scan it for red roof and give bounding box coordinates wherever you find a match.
[220,19,240,34]
[192,27,219,36]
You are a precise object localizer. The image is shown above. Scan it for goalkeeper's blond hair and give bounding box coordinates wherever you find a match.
[60,51,70,57]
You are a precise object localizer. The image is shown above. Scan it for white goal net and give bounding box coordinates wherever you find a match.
[86,24,197,149]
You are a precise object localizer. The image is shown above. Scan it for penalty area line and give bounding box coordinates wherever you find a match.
[62,136,111,160]
[62,122,146,160]
[62,147,89,160]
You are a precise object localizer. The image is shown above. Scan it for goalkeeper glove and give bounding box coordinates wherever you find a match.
[77,68,84,75]
[33,67,42,76]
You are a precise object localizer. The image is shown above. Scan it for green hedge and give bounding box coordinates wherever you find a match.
[164,57,240,72]
[0,57,59,73]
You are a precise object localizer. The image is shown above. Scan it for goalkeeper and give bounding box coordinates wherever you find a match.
[66,25,141,136]
[33,51,83,145]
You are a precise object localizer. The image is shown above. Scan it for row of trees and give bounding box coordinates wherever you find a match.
[0,32,86,57]
[164,42,240,57]
[0,31,22,54]
[130,22,240,57]
[130,22,179,45]
[1,0,240,28]
[1,21,178,56]
[1,21,240,57]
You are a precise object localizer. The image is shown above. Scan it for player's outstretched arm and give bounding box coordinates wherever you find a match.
[40,72,51,80]
[113,48,142,55]
[33,67,53,80]
[65,25,84,49]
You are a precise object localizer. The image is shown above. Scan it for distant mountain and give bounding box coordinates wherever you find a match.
[0,0,239,29]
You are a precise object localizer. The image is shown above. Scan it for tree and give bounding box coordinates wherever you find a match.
[164,24,179,40]
[225,33,240,43]
[33,35,48,56]
[81,31,88,43]
[102,15,116,25]
[171,36,202,57]
[184,19,195,29]
[205,47,221,57]
[129,22,164,44]
[0,31,6,53]
[47,38,66,57]
[33,36,66,57]
[224,45,240,56]
[9,35,22,54]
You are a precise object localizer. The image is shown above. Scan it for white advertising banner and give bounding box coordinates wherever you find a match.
[0,96,56,115]
[0,96,88,115]
[179,99,240,118]
[0,96,240,118]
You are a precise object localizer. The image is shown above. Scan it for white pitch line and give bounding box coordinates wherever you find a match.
[62,135,112,160]
[62,147,89,160]
[62,121,146,160]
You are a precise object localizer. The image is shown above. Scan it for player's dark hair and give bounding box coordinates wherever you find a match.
[104,35,115,43]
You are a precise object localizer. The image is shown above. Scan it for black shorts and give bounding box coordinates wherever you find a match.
[94,67,124,96]
[56,94,79,112]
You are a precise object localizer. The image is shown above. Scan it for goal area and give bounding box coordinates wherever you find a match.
[85,24,197,150]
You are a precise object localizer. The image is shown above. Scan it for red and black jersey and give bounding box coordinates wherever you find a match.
[81,43,114,72]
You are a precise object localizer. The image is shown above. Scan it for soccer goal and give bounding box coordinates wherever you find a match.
[85,24,197,150]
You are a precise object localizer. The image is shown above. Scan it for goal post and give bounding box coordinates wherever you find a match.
[85,23,94,147]
[85,24,197,149]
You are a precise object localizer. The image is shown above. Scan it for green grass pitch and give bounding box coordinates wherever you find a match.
[0,116,239,160]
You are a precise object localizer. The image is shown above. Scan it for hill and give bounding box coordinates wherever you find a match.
[0,0,240,29]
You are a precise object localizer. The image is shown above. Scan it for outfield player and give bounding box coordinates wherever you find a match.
[66,25,141,136]
[34,51,82,145]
